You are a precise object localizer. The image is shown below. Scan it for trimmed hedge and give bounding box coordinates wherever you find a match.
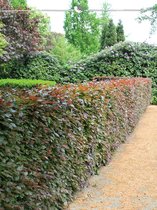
[0,79,56,88]
[0,78,151,209]
[0,52,61,82]
[61,42,157,83]
[60,41,157,103]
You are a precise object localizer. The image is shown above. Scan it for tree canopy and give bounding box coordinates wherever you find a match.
[0,0,44,62]
[138,4,157,34]
[64,0,100,55]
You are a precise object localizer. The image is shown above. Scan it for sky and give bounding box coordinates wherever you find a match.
[27,0,157,44]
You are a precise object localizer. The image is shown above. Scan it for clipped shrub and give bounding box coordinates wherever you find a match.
[0,78,151,209]
[0,52,61,82]
[0,79,55,88]
[61,42,156,94]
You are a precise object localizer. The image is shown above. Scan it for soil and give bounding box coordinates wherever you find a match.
[67,106,157,210]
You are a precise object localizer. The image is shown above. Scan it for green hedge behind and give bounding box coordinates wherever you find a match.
[61,42,157,83]
[0,52,61,82]
[0,78,151,209]
[60,41,156,103]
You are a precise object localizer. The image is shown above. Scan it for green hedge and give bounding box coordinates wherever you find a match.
[61,42,157,83]
[0,52,61,82]
[0,78,151,209]
[0,79,56,88]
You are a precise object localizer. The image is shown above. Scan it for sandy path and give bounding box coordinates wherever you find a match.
[67,106,157,210]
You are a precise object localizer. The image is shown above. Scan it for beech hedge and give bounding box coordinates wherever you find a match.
[0,78,151,209]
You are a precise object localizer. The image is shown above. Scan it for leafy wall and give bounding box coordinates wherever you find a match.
[0,78,151,209]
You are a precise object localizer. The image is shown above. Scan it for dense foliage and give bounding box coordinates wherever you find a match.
[0,32,7,56]
[9,0,27,9]
[100,19,125,49]
[116,20,125,42]
[0,53,61,82]
[106,19,117,47]
[29,9,51,51]
[0,79,55,87]
[50,35,82,65]
[64,0,100,55]
[62,41,156,100]
[0,78,151,209]
[0,0,42,62]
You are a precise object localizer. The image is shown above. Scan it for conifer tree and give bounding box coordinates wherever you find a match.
[100,19,117,49]
[116,20,125,42]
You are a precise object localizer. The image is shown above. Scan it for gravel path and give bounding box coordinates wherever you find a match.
[67,106,157,210]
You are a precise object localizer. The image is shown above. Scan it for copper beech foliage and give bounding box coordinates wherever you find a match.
[0,0,42,62]
[0,78,152,209]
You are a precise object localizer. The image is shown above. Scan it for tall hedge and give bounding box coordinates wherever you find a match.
[0,52,61,82]
[61,41,157,85]
[0,78,151,209]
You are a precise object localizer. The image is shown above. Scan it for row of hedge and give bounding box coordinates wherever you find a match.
[0,79,56,88]
[0,78,151,209]
[0,52,61,82]
[61,42,157,84]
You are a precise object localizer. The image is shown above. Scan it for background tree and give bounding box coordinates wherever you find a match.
[64,0,100,55]
[116,20,125,42]
[100,2,110,27]
[100,18,117,49]
[50,34,82,65]
[9,0,51,50]
[100,2,117,49]
[9,0,27,9]
[138,4,157,34]
[29,9,51,51]
[0,0,43,62]
[100,23,109,50]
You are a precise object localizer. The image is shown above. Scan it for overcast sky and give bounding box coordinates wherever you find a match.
[27,0,157,44]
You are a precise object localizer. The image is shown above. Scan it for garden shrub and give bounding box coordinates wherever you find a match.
[0,79,55,88]
[0,52,61,82]
[0,78,151,209]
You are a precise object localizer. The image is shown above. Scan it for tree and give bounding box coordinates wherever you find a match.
[64,0,100,55]
[9,0,27,9]
[9,0,51,50]
[100,19,117,49]
[100,2,110,26]
[138,4,157,34]
[29,9,51,51]
[116,20,125,42]
[100,23,109,50]
[100,2,118,49]
[106,19,117,46]
[0,0,42,62]
[50,34,82,65]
